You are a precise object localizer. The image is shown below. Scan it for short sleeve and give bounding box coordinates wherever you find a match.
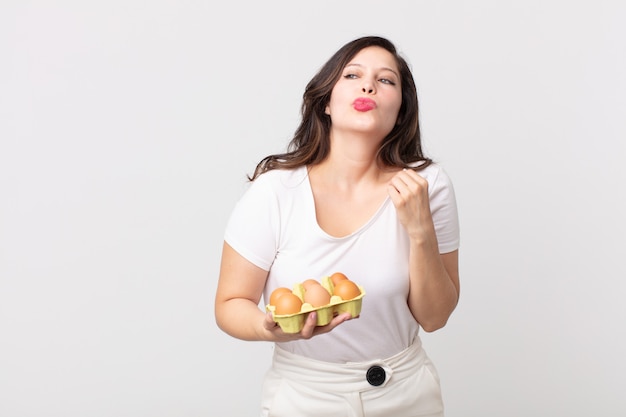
[427,166,460,254]
[223,175,280,271]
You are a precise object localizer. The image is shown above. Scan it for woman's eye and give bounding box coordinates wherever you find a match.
[379,78,396,85]
[344,73,358,79]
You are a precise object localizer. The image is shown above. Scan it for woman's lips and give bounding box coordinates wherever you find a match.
[353,98,377,112]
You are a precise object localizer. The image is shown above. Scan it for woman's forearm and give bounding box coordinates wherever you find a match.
[215,298,270,341]
[407,239,460,332]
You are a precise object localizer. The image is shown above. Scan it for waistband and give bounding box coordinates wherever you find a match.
[271,337,426,393]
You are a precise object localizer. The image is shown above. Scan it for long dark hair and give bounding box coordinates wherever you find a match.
[248,36,432,181]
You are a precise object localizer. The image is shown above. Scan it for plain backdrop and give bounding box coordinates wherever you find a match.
[1,1,625,416]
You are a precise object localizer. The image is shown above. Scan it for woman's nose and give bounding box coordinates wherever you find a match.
[362,79,375,94]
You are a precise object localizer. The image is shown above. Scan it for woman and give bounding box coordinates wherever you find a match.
[215,35,460,416]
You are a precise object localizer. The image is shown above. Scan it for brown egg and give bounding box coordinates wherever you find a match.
[330,272,349,286]
[302,279,322,290]
[303,284,331,307]
[333,279,361,300]
[274,292,303,315]
[269,287,292,306]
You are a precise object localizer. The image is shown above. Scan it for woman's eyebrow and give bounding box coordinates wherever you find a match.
[345,63,399,77]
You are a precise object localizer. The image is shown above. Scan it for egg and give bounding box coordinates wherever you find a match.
[302,279,322,290]
[330,272,349,285]
[332,279,361,300]
[274,292,303,315]
[303,283,331,307]
[269,287,292,306]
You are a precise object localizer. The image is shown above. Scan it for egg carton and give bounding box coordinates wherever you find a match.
[266,277,365,334]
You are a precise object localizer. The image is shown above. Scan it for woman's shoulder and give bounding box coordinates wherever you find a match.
[234,167,309,212]
[411,161,447,179]
[253,166,309,189]
[410,162,456,197]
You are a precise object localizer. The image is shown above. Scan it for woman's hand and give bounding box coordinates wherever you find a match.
[387,168,435,240]
[263,311,354,342]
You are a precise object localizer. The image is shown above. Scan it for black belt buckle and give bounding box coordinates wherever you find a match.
[366,365,386,386]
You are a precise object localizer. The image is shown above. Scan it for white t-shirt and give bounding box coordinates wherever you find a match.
[224,164,460,363]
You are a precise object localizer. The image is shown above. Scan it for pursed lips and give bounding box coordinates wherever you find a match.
[353,97,377,112]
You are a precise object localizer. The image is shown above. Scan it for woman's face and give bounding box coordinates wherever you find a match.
[325,46,402,141]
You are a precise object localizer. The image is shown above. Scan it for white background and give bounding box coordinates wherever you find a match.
[1,1,625,416]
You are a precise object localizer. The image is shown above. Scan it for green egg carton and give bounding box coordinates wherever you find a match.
[266,284,365,334]
[332,286,365,317]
